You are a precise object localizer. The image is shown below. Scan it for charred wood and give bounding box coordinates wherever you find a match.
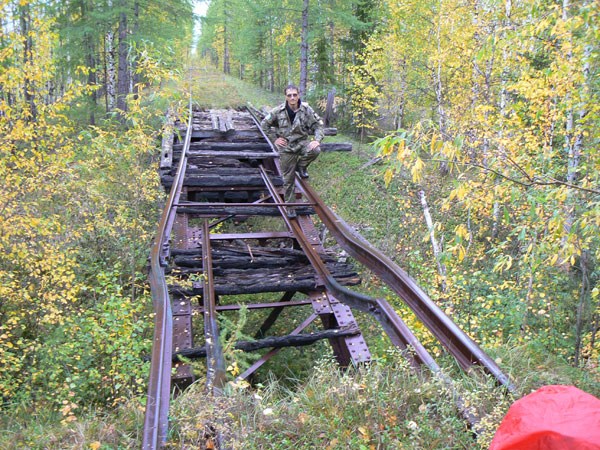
[320,143,352,152]
[189,130,261,140]
[174,246,316,269]
[175,205,312,216]
[173,142,271,151]
[174,325,360,360]
[170,262,360,296]
[161,174,283,189]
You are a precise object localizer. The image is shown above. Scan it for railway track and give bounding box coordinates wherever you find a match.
[142,103,515,448]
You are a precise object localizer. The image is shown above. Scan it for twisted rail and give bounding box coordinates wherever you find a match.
[297,178,516,393]
[143,96,193,449]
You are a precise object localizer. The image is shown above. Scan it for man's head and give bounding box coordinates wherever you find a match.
[284,84,300,109]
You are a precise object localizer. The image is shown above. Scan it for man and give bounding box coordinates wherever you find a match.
[261,84,324,209]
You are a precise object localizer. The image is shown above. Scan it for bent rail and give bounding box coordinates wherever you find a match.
[298,178,516,393]
[258,165,480,426]
[143,98,193,449]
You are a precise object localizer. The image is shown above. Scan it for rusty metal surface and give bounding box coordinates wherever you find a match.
[298,178,516,393]
[310,291,372,366]
[143,98,193,449]
[201,219,227,393]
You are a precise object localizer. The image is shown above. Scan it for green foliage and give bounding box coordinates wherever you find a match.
[2,5,599,444]
[366,0,600,368]
[0,0,187,420]
[34,267,150,414]
[218,306,261,379]
[197,0,380,95]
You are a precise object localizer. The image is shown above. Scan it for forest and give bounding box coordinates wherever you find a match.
[0,0,598,447]
[199,0,599,369]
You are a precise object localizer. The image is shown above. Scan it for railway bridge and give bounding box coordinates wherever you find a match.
[142,102,514,449]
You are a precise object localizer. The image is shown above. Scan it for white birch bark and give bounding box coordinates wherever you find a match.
[433,0,448,174]
[105,29,116,111]
[492,1,512,239]
[420,190,447,293]
[105,0,116,111]
[562,0,588,238]
[299,0,309,96]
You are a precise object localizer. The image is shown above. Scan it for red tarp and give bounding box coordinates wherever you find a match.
[490,385,600,450]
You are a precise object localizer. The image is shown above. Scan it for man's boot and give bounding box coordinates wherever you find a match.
[298,167,309,179]
[286,207,297,218]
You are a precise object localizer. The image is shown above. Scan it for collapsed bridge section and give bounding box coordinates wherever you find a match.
[143,105,514,449]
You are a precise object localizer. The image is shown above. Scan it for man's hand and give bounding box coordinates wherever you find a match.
[275,137,288,148]
[307,140,321,152]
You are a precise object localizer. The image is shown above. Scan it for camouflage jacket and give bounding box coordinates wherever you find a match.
[260,101,324,153]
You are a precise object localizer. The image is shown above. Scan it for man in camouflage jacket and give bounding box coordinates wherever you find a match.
[261,84,324,206]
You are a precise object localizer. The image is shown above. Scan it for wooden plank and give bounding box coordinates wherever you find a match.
[182,151,278,159]
[169,263,361,296]
[175,205,308,216]
[161,174,283,188]
[174,142,272,151]
[223,110,235,132]
[190,130,259,139]
[209,109,220,131]
[323,88,336,127]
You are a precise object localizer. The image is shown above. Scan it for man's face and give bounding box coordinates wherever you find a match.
[285,89,299,108]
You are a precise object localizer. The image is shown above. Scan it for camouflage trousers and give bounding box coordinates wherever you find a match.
[278,144,321,203]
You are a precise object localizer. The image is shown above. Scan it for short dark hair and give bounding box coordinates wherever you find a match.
[284,84,299,95]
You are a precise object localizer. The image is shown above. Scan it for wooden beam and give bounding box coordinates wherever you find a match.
[173,325,360,360]
[321,143,352,152]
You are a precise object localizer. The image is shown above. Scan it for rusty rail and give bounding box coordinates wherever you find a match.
[297,178,516,393]
[258,165,484,426]
[143,98,193,449]
[258,166,436,371]
[201,219,227,393]
[247,106,513,393]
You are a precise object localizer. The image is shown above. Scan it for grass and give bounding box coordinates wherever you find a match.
[168,356,477,449]
[190,59,281,110]
[0,398,144,449]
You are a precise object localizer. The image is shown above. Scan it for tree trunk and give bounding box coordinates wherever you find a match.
[562,0,588,239]
[574,250,590,366]
[433,0,447,174]
[520,263,536,335]
[131,0,140,98]
[223,24,230,74]
[419,190,447,293]
[492,2,512,240]
[223,1,230,75]
[18,1,37,122]
[81,0,97,125]
[104,29,117,112]
[267,25,274,91]
[299,0,309,96]
[116,1,129,115]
